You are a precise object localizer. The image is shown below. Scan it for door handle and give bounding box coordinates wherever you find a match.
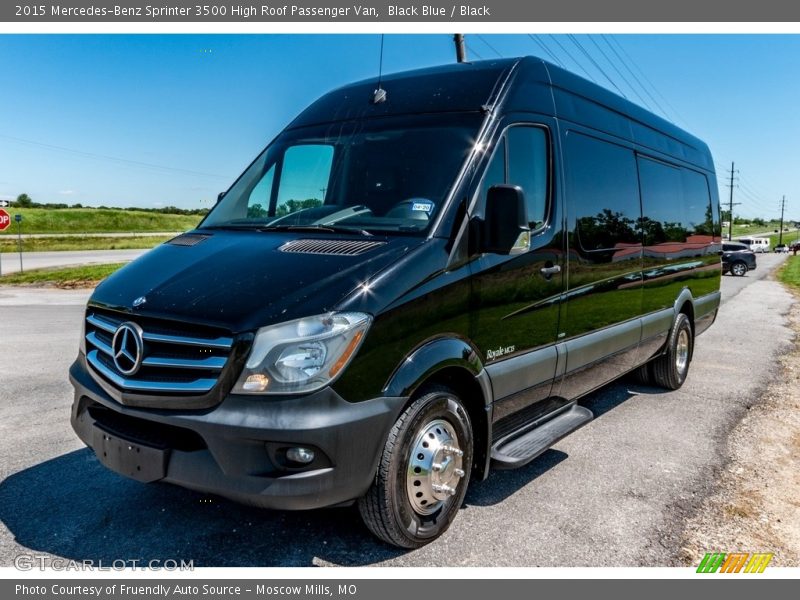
[540,264,561,278]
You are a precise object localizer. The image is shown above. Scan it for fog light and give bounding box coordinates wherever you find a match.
[242,374,269,392]
[286,447,315,464]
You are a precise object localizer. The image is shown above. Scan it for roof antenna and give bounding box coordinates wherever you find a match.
[372,34,387,104]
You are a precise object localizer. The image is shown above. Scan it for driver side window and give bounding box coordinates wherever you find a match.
[479,126,549,230]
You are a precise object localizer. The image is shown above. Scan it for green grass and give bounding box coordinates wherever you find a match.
[778,256,800,292]
[0,263,125,288]
[0,235,170,253]
[0,208,200,235]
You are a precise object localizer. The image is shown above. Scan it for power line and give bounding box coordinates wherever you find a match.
[607,35,690,129]
[475,34,503,58]
[587,35,651,110]
[527,34,564,67]
[0,133,228,179]
[600,35,671,121]
[567,34,628,99]
[466,41,485,61]
[547,34,598,84]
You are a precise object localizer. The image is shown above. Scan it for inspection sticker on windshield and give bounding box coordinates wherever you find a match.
[411,201,434,213]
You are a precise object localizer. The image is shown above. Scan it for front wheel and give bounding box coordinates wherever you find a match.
[651,313,693,390]
[731,261,747,276]
[358,385,473,548]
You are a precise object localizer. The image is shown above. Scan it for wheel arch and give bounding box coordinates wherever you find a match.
[383,337,493,481]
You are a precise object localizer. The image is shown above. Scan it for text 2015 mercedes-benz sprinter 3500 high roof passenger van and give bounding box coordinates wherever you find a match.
[70,57,722,548]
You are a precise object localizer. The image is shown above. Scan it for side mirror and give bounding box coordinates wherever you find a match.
[479,185,529,254]
[217,192,226,204]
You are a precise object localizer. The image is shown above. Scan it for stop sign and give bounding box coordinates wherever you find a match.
[0,208,10,231]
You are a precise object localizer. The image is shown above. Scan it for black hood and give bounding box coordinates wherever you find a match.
[89,230,424,333]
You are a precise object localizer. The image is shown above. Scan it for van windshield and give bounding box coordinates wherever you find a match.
[201,114,482,236]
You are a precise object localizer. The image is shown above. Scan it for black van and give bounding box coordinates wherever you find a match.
[70,57,722,548]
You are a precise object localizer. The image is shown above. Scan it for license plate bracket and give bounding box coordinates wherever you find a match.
[92,426,168,483]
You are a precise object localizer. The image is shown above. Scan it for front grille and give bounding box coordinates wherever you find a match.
[278,238,386,256]
[84,308,233,395]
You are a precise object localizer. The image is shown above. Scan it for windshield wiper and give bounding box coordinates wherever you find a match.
[260,224,373,236]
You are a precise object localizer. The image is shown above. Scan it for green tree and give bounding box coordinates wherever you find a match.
[15,193,33,208]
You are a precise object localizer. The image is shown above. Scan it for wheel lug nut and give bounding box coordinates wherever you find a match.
[432,483,456,496]
[432,463,443,472]
[442,445,463,457]
[454,468,465,478]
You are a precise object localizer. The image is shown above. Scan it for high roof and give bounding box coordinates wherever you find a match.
[288,56,712,172]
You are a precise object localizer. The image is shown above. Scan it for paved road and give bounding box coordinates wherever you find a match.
[0,254,793,567]
[0,249,148,275]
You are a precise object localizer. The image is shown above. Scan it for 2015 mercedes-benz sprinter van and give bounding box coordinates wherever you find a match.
[70,57,722,548]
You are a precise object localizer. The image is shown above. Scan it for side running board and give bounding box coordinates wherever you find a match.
[491,404,593,470]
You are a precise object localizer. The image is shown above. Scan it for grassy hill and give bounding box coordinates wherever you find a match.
[0,208,202,235]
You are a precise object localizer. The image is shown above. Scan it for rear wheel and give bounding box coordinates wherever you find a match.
[731,261,747,276]
[358,385,473,548]
[651,313,693,390]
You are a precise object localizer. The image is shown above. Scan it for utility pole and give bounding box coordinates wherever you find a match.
[454,34,467,63]
[725,162,741,241]
[779,195,787,246]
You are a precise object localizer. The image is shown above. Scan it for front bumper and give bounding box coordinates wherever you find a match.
[69,354,406,510]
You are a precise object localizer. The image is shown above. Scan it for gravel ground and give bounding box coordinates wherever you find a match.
[679,295,800,566]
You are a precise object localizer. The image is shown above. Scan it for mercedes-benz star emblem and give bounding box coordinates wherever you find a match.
[111,322,144,376]
[132,296,147,308]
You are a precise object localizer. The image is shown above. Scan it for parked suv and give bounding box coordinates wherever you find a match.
[69,57,722,548]
[722,242,757,276]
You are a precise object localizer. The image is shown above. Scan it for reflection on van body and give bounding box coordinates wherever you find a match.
[69,57,722,548]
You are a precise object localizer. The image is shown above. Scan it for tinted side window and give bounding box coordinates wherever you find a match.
[638,157,683,244]
[638,157,714,245]
[478,137,506,210]
[566,133,641,251]
[682,169,714,236]
[507,127,548,228]
[478,128,548,230]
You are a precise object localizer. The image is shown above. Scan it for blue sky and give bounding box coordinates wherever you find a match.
[0,34,798,220]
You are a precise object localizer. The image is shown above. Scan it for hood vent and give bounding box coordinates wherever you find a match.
[279,238,386,256]
[168,233,211,247]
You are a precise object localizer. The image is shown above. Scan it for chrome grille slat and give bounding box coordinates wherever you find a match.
[84,308,233,397]
[87,351,217,393]
[86,312,232,349]
[141,331,233,349]
[279,238,386,256]
[86,331,113,357]
[86,313,117,334]
[142,355,226,370]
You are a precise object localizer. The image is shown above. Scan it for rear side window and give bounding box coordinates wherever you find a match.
[565,133,641,251]
[637,156,714,245]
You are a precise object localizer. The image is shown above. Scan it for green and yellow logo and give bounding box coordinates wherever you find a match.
[696,552,773,573]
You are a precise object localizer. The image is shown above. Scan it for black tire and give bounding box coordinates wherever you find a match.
[358,385,473,548]
[651,312,693,390]
[630,361,653,385]
[731,261,747,277]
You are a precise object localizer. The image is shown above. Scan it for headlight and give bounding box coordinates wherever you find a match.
[232,312,371,395]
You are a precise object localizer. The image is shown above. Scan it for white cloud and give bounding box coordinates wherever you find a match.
[58,190,76,195]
